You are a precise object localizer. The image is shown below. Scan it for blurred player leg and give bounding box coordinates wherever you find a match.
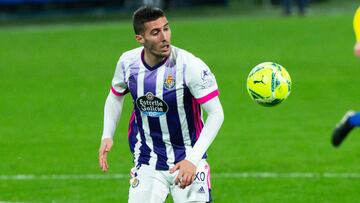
[332,111,360,147]
[282,0,291,15]
[296,0,307,15]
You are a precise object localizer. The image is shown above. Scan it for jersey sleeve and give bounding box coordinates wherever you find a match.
[354,7,360,42]
[111,56,129,97]
[186,57,219,104]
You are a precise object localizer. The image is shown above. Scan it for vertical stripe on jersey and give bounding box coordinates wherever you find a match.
[192,98,204,139]
[183,87,197,147]
[128,111,137,153]
[121,61,126,83]
[176,65,193,158]
[129,65,151,166]
[143,68,167,169]
[144,68,168,170]
[163,66,186,164]
[155,67,173,170]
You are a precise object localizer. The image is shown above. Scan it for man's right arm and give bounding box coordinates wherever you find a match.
[101,92,125,140]
[99,92,125,172]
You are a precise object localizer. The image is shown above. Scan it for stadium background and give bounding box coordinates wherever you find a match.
[1,0,360,202]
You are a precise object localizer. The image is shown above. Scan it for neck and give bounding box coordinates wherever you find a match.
[143,50,165,67]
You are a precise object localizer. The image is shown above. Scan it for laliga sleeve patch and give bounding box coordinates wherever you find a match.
[199,69,216,89]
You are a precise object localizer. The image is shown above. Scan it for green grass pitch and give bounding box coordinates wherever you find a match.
[1,11,360,202]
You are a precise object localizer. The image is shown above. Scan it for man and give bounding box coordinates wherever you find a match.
[331,7,360,147]
[98,6,224,203]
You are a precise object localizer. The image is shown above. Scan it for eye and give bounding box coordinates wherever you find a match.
[151,30,160,36]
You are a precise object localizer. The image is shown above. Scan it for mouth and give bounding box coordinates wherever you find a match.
[161,44,170,50]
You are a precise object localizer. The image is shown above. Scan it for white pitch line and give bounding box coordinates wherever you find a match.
[0,174,128,180]
[1,172,360,180]
[212,172,360,179]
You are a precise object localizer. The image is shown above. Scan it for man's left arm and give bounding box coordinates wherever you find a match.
[185,97,224,166]
[170,97,224,188]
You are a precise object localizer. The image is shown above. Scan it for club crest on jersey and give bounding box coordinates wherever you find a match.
[130,178,139,188]
[136,92,169,117]
[164,74,176,90]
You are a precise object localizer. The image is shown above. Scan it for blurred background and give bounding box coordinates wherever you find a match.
[0,0,350,24]
[1,0,360,202]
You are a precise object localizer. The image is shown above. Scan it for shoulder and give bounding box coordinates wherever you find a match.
[113,47,142,80]
[174,48,214,87]
[171,45,208,69]
[117,47,143,65]
[172,45,198,61]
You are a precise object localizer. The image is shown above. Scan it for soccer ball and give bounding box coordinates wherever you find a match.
[246,62,291,107]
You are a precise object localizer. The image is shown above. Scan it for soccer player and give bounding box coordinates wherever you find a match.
[98,6,224,203]
[331,7,360,147]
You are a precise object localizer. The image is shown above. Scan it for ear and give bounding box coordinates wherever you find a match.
[135,34,145,44]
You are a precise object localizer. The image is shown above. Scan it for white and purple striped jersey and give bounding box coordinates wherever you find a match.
[111,45,219,170]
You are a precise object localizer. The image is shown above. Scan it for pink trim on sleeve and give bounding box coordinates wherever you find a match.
[195,89,219,104]
[111,86,125,97]
[205,164,211,190]
[205,163,212,189]
[192,97,203,139]
[128,112,135,139]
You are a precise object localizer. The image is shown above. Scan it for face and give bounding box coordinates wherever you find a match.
[136,16,171,59]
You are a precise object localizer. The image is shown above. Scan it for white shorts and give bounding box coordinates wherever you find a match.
[128,159,212,203]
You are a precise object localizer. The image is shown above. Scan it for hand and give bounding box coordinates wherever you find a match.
[98,138,113,172]
[354,42,360,57]
[169,160,196,189]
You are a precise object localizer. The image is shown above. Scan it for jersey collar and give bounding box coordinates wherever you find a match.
[141,49,169,71]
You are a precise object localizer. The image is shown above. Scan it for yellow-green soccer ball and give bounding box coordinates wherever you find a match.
[246,62,292,107]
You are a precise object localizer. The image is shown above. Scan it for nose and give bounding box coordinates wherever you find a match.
[161,30,170,42]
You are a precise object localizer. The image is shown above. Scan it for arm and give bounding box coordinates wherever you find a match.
[98,92,125,172]
[170,97,224,188]
[353,7,360,57]
[186,97,224,166]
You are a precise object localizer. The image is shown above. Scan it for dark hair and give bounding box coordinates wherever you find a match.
[132,6,165,35]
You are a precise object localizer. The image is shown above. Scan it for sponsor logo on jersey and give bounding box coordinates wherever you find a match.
[200,69,215,89]
[136,92,169,117]
[164,74,176,90]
